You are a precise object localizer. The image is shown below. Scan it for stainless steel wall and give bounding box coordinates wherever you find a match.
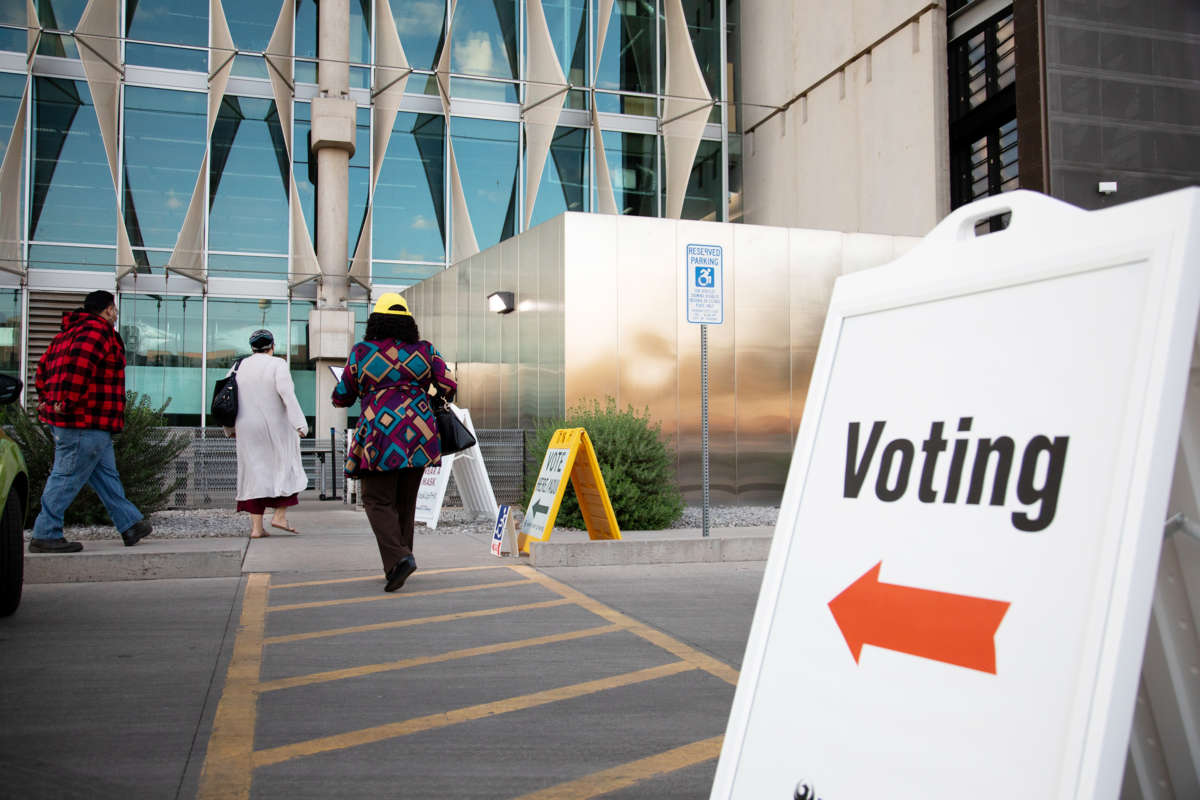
[408,214,916,504]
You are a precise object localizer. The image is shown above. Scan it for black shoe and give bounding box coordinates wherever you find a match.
[29,538,83,554]
[121,519,152,547]
[385,555,417,592]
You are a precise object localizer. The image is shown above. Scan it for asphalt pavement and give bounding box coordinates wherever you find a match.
[0,507,768,800]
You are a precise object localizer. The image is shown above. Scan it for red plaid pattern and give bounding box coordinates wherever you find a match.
[36,310,126,432]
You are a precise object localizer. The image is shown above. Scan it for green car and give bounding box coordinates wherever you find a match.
[0,374,29,617]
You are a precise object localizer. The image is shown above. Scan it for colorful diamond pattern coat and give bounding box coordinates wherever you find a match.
[331,339,457,477]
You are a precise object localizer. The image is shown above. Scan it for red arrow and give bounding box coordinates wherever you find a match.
[828,562,1010,674]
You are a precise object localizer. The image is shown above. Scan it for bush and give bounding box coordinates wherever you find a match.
[524,398,683,531]
[3,392,190,527]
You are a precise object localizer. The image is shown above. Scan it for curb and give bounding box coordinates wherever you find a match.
[23,538,248,584]
[529,533,772,567]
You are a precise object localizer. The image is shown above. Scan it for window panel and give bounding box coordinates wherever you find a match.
[37,0,86,58]
[540,0,586,107]
[120,293,202,425]
[28,244,115,271]
[0,289,21,380]
[31,78,116,247]
[206,298,288,415]
[0,72,23,169]
[225,1,281,79]
[349,106,370,260]
[681,0,721,101]
[451,117,517,249]
[123,87,207,271]
[596,0,656,98]
[681,139,721,221]
[450,0,518,102]
[290,299,315,425]
[372,262,443,284]
[209,96,289,255]
[530,125,587,228]
[0,6,24,52]
[125,0,208,71]
[207,253,288,280]
[373,112,445,262]
[602,129,656,217]
[391,0,446,95]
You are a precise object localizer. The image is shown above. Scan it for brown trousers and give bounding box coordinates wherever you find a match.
[359,467,425,573]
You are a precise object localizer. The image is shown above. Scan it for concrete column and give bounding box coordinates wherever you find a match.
[310,0,356,438]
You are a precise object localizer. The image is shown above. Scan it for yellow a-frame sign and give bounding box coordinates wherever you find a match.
[518,428,621,553]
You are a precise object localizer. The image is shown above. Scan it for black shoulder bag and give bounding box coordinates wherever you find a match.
[432,395,476,455]
[210,357,245,427]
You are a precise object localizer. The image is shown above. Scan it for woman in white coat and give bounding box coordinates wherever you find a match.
[226,329,309,538]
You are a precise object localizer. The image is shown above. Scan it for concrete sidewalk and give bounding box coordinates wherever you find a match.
[24,506,776,583]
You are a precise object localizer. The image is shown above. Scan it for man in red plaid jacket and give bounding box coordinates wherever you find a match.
[29,290,152,553]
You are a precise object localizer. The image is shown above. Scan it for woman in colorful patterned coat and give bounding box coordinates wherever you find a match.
[332,293,457,592]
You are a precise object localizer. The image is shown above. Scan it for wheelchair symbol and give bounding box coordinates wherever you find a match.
[695,266,714,287]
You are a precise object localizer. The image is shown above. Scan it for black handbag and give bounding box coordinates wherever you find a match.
[209,357,245,427]
[432,396,476,455]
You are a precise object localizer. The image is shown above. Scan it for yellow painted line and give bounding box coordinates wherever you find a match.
[197,573,270,800]
[511,735,725,800]
[267,578,534,612]
[256,624,622,693]
[252,661,694,769]
[263,598,573,646]
[271,565,509,590]
[510,565,741,686]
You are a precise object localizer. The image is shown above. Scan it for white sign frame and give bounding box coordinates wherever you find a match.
[685,243,724,325]
[712,189,1200,800]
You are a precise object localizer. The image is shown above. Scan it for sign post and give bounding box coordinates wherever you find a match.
[686,243,724,538]
[711,189,1200,799]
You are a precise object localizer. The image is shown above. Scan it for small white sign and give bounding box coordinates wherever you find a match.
[523,447,570,541]
[712,189,1200,800]
[491,505,513,556]
[685,243,723,325]
[414,457,454,528]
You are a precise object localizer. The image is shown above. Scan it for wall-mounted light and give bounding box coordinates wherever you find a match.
[488,291,515,314]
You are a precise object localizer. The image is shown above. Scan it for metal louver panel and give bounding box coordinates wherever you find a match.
[25,291,86,409]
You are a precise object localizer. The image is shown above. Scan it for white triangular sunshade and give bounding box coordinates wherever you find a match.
[0,83,28,275]
[662,0,712,219]
[436,0,456,116]
[167,153,207,282]
[25,0,39,62]
[264,0,295,154]
[593,0,614,79]
[166,0,237,284]
[522,0,568,228]
[348,0,414,288]
[76,0,136,278]
[448,141,478,261]
[591,112,617,215]
[288,180,321,287]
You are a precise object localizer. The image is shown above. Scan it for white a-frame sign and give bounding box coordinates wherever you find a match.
[712,189,1200,800]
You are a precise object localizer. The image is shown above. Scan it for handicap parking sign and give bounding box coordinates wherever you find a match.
[686,244,723,324]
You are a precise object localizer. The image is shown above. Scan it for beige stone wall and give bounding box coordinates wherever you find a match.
[740,1,950,237]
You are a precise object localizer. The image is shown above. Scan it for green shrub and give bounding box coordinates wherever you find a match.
[3,392,190,527]
[524,398,683,530]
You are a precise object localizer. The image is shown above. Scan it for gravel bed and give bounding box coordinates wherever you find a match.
[36,504,779,541]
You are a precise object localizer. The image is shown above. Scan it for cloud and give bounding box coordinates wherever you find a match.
[454,32,506,77]
[410,215,434,230]
[166,190,183,210]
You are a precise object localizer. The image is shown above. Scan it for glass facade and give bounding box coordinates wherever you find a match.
[120,294,203,425]
[5,0,731,421]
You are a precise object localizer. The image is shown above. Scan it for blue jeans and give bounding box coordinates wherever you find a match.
[32,427,143,541]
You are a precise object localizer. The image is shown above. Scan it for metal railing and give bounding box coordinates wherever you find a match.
[163,427,525,509]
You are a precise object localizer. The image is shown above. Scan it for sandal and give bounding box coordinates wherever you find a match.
[270,523,298,534]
